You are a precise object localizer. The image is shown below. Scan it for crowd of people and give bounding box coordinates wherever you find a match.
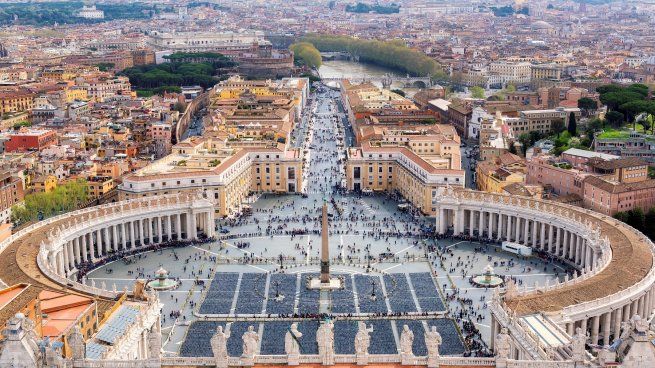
[78,86,576,357]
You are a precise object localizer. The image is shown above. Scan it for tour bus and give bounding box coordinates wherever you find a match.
[501,241,532,257]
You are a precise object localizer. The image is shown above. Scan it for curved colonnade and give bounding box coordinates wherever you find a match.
[0,193,215,301]
[433,188,655,360]
[0,187,653,365]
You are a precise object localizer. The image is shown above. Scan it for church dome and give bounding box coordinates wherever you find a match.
[531,20,554,30]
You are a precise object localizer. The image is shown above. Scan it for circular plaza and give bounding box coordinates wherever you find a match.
[0,87,653,366]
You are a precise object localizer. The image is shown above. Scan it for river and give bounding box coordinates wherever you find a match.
[318,60,399,81]
[318,60,418,95]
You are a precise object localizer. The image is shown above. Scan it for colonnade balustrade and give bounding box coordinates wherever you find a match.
[437,208,601,272]
[32,194,216,293]
[432,188,655,361]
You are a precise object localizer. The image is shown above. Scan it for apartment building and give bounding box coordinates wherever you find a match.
[507,107,581,135]
[488,61,532,84]
[0,171,24,224]
[119,137,303,217]
[5,129,58,153]
[593,131,655,165]
[0,89,35,113]
[531,64,563,80]
[527,149,655,215]
[476,153,526,193]
[345,141,465,216]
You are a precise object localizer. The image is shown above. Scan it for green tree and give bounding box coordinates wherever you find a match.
[577,97,598,116]
[626,208,646,230]
[613,211,629,224]
[289,42,322,69]
[517,133,530,154]
[567,112,577,136]
[584,118,604,140]
[470,86,485,99]
[645,207,655,240]
[600,91,644,111]
[551,118,566,138]
[596,84,624,95]
[300,34,442,77]
[619,101,653,124]
[604,111,624,128]
[11,179,89,225]
[173,101,187,113]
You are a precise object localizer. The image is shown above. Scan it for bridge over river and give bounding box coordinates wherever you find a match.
[321,75,433,88]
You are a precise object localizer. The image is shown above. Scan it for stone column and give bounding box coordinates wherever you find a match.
[478,210,484,238]
[613,307,623,339]
[60,251,66,274]
[129,221,136,249]
[89,232,96,261]
[138,219,144,246]
[176,214,182,240]
[497,213,503,241]
[191,212,198,240]
[514,216,521,242]
[81,235,88,262]
[68,242,75,269]
[575,236,582,265]
[555,227,561,256]
[207,211,216,238]
[523,218,529,244]
[468,210,474,237]
[590,315,600,345]
[112,225,119,252]
[631,298,638,318]
[548,225,554,253]
[149,218,155,244]
[103,227,110,254]
[62,243,70,272]
[580,318,588,335]
[568,232,575,260]
[73,238,81,264]
[540,222,546,249]
[623,302,632,323]
[506,216,513,241]
[121,223,127,250]
[531,220,537,247]
[56,251,64,275]
[488,212,494,240]
[602,312,611,346]
[158,216,164,242]
[166,215,172,240]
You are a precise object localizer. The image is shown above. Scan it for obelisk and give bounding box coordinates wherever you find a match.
[320,199,330,283]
